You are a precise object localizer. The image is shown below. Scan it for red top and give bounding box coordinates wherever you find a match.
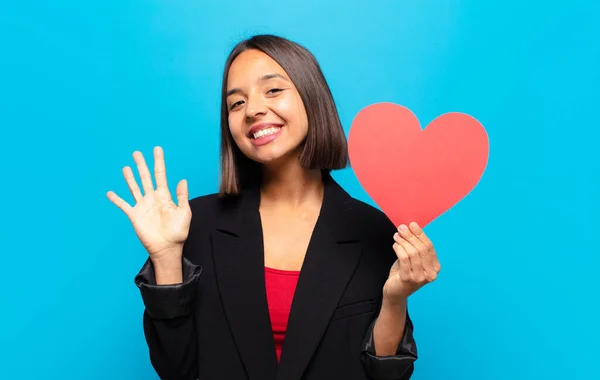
[264,266,301,362]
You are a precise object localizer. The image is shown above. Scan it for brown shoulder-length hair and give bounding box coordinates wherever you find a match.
[218,34,349,196]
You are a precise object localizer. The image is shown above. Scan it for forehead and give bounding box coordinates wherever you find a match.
[227,49,287,87]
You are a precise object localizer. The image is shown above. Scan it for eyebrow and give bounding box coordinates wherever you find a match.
[226,73,289,97]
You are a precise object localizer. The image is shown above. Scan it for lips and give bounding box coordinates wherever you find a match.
[247,123,283,138]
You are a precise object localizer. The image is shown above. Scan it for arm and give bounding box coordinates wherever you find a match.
[360,300,418,380]
[373,297,408,356]
[107,147,200,379]
[135,255,202,380]
[361,217,439,379]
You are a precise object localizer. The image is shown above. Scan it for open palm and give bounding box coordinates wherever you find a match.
[107,147,191,260]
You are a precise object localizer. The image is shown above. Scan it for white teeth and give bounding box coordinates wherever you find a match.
[252,126,281,139]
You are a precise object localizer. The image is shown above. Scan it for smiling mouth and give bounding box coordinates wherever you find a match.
[250,125,283,139]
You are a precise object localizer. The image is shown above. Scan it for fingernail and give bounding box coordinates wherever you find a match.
[399,224,408,232]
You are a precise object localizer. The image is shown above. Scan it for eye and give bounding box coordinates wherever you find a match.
[267,88,283,94]
[229,100,244,110]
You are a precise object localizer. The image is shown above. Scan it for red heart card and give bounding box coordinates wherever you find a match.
[348,102,489,228]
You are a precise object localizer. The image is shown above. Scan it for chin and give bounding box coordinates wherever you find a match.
[251,153,287,166]
[250,146,301,167]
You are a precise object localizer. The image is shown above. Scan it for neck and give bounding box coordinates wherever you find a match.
[260,162,324,208]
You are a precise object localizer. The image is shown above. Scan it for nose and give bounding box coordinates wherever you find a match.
[245,94,268,118]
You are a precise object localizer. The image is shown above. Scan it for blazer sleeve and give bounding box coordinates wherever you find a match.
[360,311,418,380]
[134,256,202,380]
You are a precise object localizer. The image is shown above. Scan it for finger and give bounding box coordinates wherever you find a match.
[153,146,169,190]
[419,251,438,282]
[394,234,424,283]
[176,179,189,209]
[133,151,154,195]
[408,222,440,275]
[398,224,428,254]
[122,166,142,202]
[106,191,132,217]
[430,254,442,274]
[392,243,412,282]
[409,222,435,252]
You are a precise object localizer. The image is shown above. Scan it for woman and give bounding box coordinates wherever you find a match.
[107,34,440,380]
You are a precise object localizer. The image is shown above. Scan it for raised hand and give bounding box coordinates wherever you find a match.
[383,222,441,303]
[107,147,192,262]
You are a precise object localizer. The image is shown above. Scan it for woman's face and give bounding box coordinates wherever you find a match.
[226,49,309,166]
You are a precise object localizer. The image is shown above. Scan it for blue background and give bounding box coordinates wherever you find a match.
[1,1,598,379]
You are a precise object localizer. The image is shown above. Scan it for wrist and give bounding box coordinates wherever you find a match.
[382,293,408,313]
[151,248,184,285]
[373,295,408,356]
[150,244,183,261]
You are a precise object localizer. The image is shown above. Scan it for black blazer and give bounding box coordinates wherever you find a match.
[134,173,418,380]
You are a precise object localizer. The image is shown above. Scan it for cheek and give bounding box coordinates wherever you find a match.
[277,96,308,128]
[295,100,309,133]
[276,93,300,114]
[228,115,244,140]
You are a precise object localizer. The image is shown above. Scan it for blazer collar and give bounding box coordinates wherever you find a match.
[213,172,363,380]
[215,172,359,242]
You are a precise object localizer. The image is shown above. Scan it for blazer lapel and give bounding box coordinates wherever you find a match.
[212,185,278,380]
[275,174,363,380]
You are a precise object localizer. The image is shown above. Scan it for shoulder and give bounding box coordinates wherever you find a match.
[346,196,397,240]
[189,192,220,214]
[181,192,245,257]
[189,192,225,209]
[343,195,398,268]
[347,197,395,228]
[327,175,397,240]
[188,191,245,217]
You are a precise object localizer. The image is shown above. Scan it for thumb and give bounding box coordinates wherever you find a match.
[176,179,189,209]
